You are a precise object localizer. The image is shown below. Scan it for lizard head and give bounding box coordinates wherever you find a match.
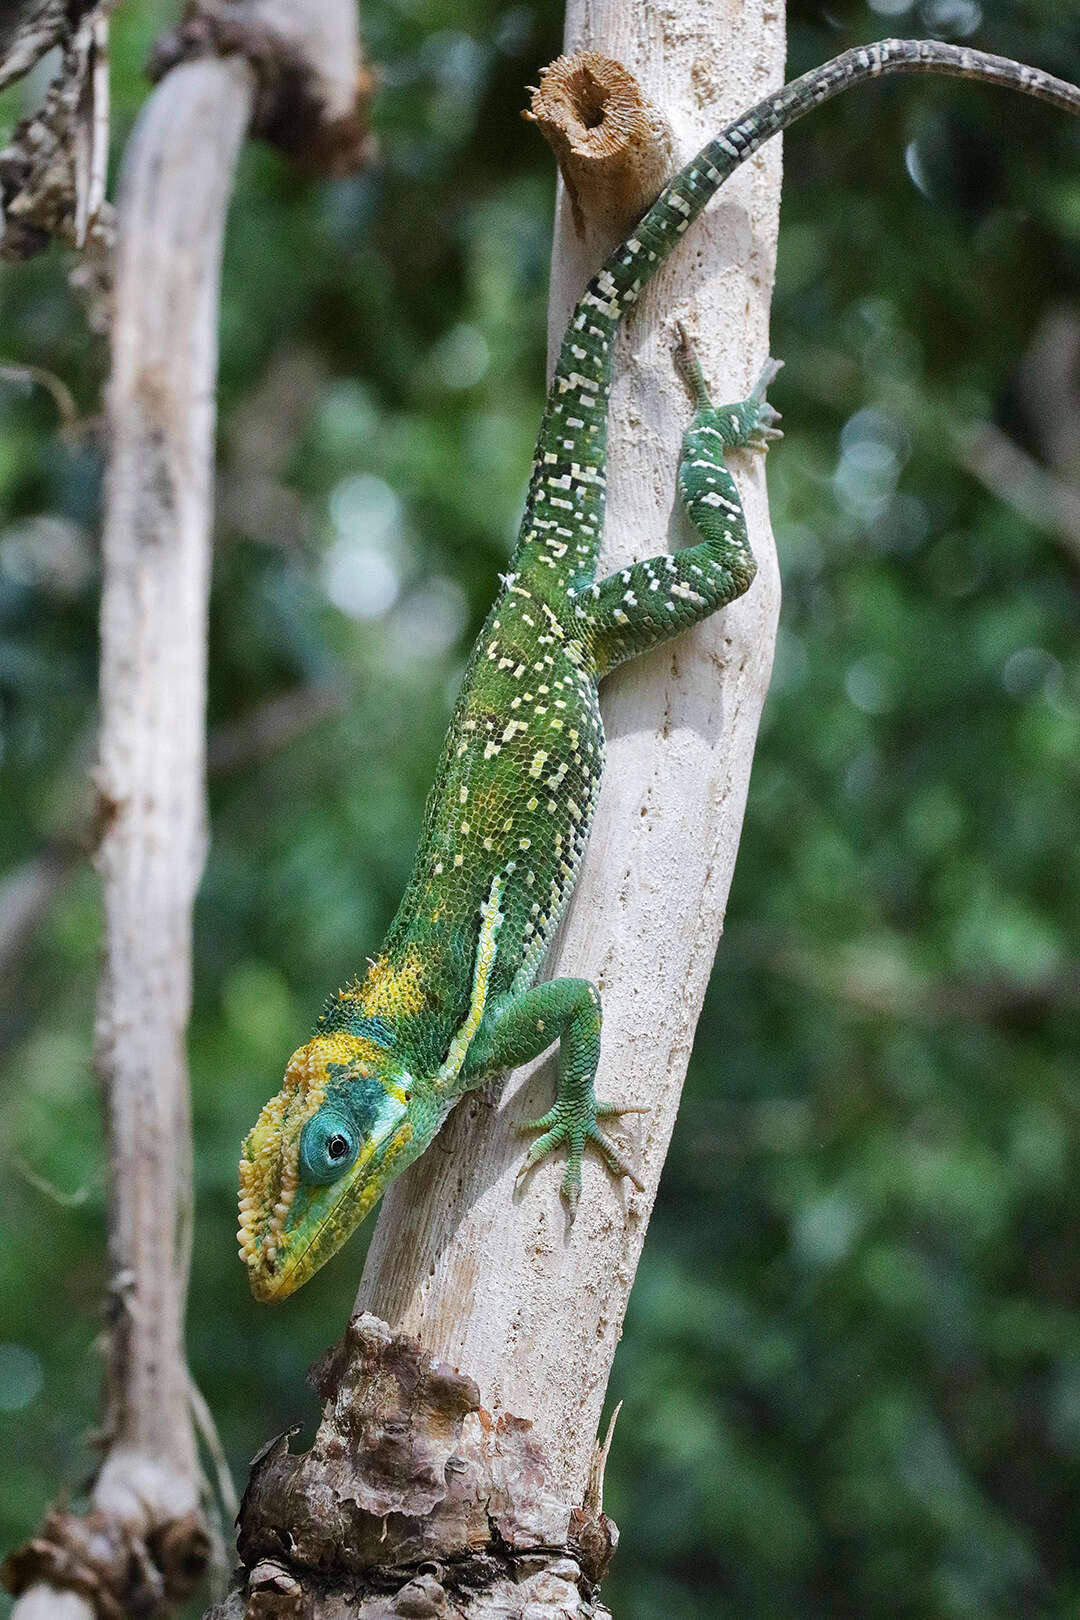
[238,1025,432,1301]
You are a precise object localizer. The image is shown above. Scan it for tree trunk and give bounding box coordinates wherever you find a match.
[355,0,784,1500]
[224,4,784,1618]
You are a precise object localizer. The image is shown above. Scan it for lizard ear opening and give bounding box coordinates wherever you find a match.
[299,1106,360,1185]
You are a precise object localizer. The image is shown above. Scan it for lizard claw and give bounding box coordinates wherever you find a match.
[517,1098,646,1216]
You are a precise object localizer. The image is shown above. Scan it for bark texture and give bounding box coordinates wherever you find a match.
[225,1313,617,1620]
[355,0,785,1508]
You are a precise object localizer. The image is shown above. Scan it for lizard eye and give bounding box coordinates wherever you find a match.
[299,1108,359,1184]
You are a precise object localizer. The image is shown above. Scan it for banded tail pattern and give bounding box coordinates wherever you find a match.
[513,38,1080,592]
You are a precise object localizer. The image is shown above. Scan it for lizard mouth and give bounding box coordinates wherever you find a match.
[239,1028,425,1301]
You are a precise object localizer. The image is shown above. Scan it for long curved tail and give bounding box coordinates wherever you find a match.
[512,38,1080,579]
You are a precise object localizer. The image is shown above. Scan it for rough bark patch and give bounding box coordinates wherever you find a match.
[230,1314,617,1619]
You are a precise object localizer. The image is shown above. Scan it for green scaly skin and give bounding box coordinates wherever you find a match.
[238,40,1080,1301]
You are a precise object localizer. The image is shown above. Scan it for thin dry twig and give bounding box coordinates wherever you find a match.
[0,363,83,435]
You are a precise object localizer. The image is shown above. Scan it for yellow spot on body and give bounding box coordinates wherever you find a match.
[359,949,429,1020]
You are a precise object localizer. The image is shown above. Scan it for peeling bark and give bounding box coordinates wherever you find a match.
[0,1,112,263]
[0,0,98,93]
[222,1315,615,1619]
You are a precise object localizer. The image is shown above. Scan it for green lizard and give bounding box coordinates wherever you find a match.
[239,39,1080,1301]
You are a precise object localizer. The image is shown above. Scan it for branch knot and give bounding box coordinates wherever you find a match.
[147,0,374,177]
[1,1507,211,1620]
[232,1314,618,1615]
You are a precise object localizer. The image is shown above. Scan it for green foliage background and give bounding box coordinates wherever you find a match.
[2,1,1079,1615]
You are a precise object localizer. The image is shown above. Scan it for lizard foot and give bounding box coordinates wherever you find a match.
[674,323,783,452]
[517,1097,647,1218]
[746,356,784,450]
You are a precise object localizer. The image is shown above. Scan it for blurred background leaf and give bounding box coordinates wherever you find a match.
[1,3,1078,1617]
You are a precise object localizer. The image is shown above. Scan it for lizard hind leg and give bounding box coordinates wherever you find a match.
[582,330,782,676]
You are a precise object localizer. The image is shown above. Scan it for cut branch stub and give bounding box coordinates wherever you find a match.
[525,52,674,244]
[147,0,374,177]
[230,1314,616,1619]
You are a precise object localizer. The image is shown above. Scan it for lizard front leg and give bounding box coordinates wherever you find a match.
[461,978,645,1214]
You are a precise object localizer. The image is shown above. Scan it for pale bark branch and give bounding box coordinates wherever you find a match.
[355,0,784,1508]
[4,4,372,1616]
[90,42,254,1533]
[4,53,255,1620]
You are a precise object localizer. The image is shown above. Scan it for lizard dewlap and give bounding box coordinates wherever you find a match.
[239,38,1080,1300]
